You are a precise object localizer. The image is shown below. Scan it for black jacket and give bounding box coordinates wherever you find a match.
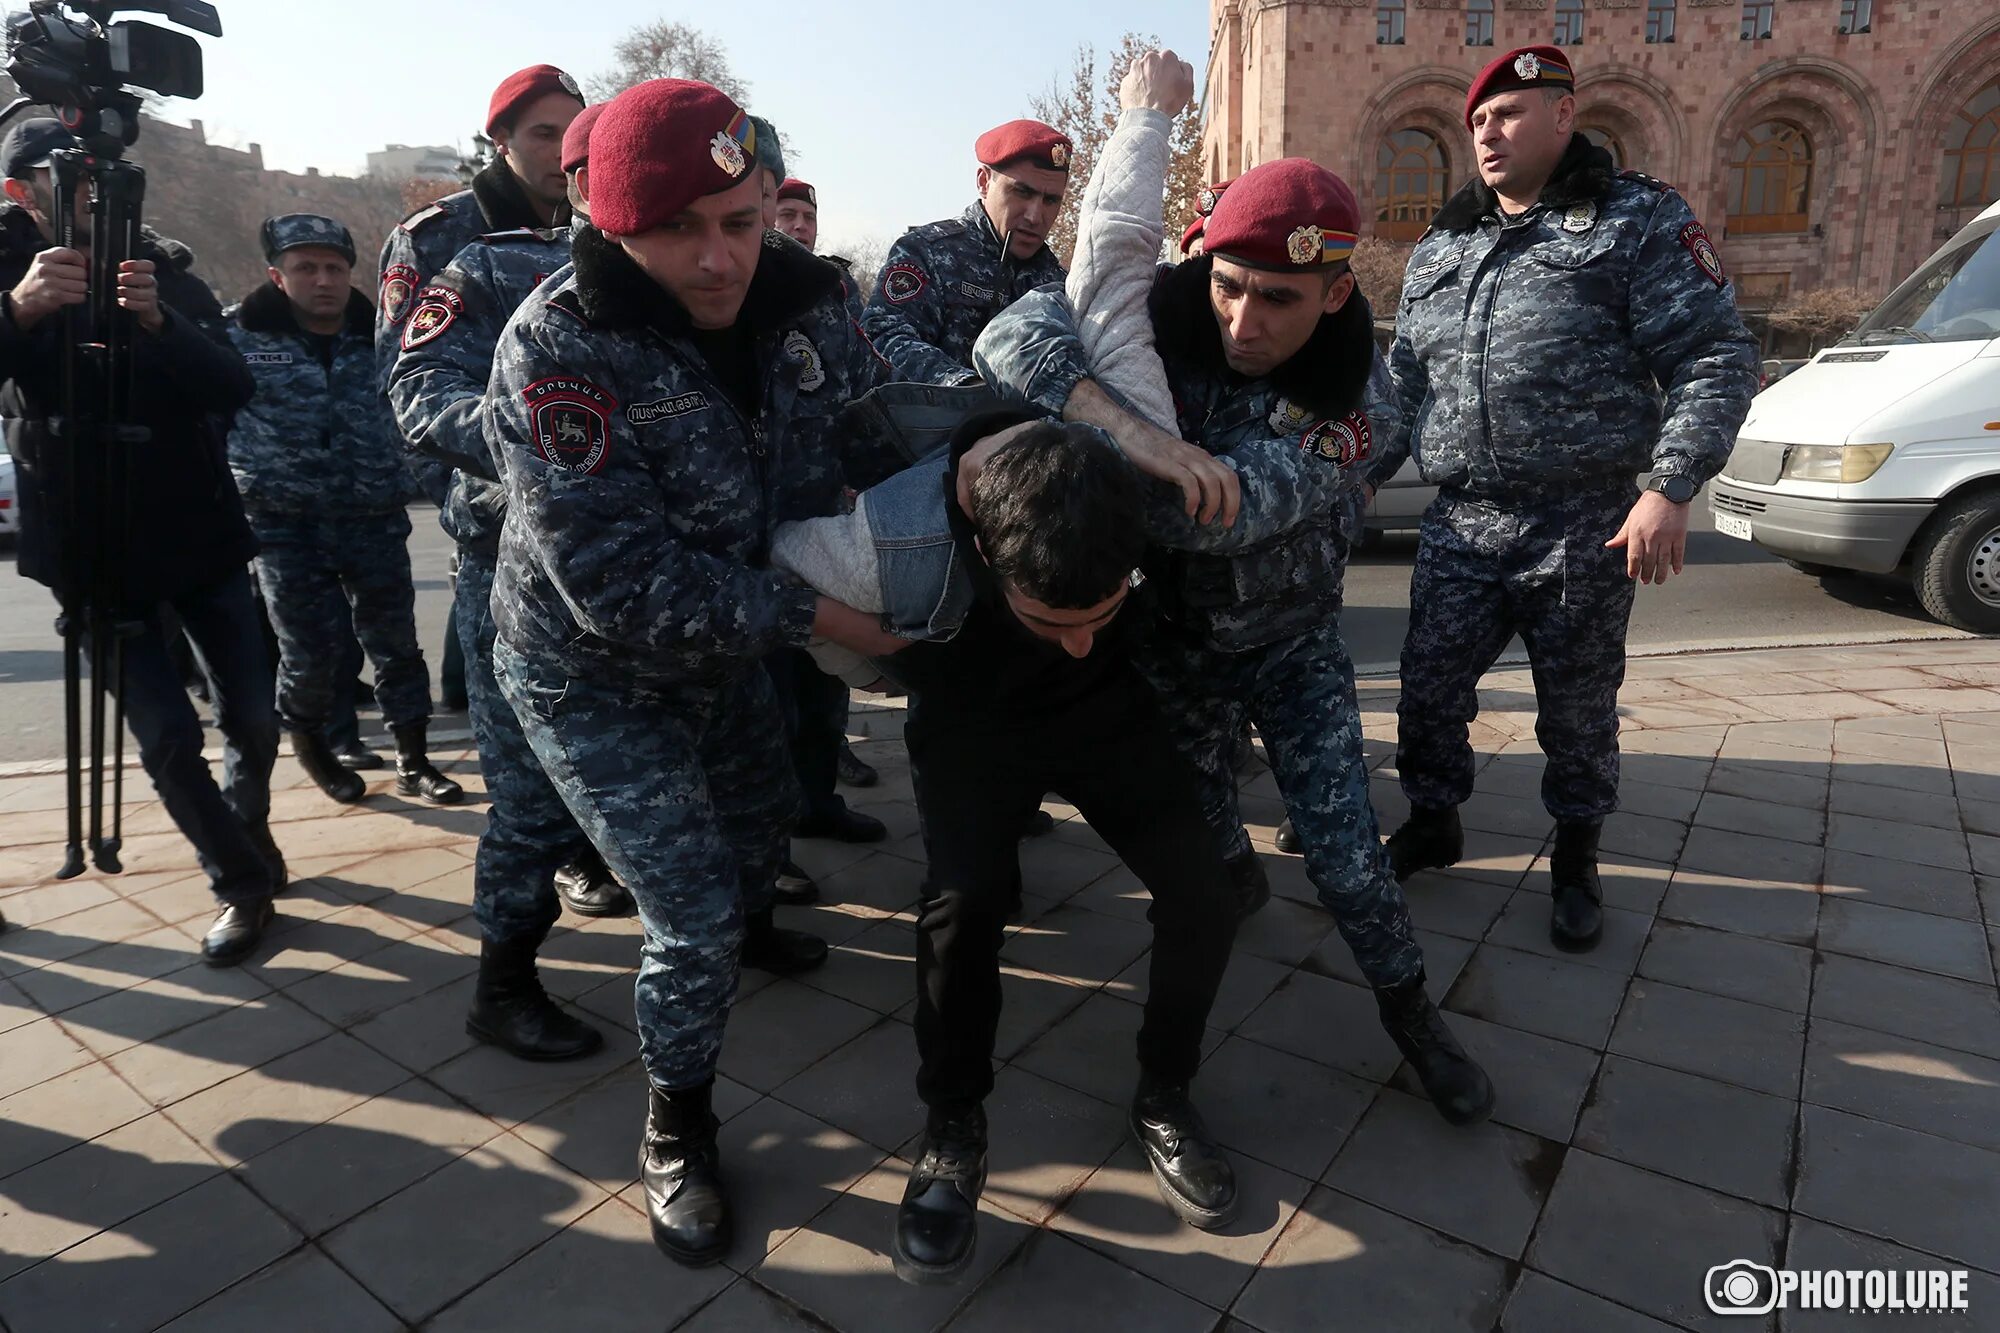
[0,207,258,604]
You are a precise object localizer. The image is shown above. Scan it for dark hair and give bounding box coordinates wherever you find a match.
[969,420,1145,609]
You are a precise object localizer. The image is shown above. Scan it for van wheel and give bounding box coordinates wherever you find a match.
[1784,559,1836,578]
[1913,493,2000,634]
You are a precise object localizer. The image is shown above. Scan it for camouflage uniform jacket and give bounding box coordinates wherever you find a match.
[860,201,1065,385]
[487,226,901,685]
[226,284,403,515]
[1370,135,1759,498]
[389,225,572,555]
[973,259,1395,652]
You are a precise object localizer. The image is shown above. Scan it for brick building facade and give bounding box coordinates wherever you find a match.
[1201,0,2000,307]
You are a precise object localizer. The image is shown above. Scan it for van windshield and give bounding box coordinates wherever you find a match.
[1852,220,2000,345]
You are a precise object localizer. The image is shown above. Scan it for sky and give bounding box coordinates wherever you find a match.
[137,0,1210,255]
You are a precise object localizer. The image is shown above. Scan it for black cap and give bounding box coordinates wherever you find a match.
[259,213,356,266]
[2,118,74,180]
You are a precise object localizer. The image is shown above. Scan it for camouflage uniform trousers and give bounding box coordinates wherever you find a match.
[455,549,593,946]
[493,640,796,1091]
[250,507,432,733]
[1139,618,1424,990]
[1396,484,1639,822]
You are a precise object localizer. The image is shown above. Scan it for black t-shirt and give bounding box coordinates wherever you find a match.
[688,322,759,419]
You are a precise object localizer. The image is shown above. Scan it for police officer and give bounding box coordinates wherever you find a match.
[776,177,867,327]
[976,158,1494,1127]
[390,104,638,1062]
[862,119,1071,385]
[227,215,462,808]
[1369,47,1758,951]
[482,79,904,1265]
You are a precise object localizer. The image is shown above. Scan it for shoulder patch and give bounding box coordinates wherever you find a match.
[401,285,465,351]
[380,263,420,325]
[1678,221,1727,289]
[1301,413,1372,468]
[523,376,618,475]
[241,351,293,366]
[882,263,927,304]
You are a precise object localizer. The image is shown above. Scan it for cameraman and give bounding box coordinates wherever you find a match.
[0,117,284,965]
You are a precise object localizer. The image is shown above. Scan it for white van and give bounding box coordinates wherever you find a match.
[1709,199,2000,632]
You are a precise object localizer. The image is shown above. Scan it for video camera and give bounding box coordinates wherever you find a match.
[6,1,219,154]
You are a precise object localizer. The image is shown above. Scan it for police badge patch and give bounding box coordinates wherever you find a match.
[1269,398,1313,434]
[557,70,581,98]
[1301,413,1373,468]
[1514,51,1541,80]
[711,130,747,177]
[381,263,419,325]
[1286,225,1323,266]
[882,263,927,304]
[1561,203,1596,233]
[523,376,618,475]
[400,285,464,352]
[1679,221,1727,289]
[783,330,826,392]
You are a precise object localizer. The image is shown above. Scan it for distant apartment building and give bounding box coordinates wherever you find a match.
[366,144,462,181]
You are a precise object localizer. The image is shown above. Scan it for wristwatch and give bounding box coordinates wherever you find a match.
[1648,473,1699,504]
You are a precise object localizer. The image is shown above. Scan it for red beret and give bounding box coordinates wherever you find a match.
[560,102,605,174]
[1466,46,1576,129]
[1195,178,1234,218]
[1179,216,1205,257]
[975,119,1072,175]
[487,64,585,138]
[777,178,817,207]
[588,80,757,237]
[1202,159,1359,271]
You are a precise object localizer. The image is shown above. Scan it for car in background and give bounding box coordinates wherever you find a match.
[1359,454,1433,547]
[0,444,16,544]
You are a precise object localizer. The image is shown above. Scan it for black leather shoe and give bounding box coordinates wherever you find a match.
[392,723,464,806]
[1550,819,1605,953]
[1274,819,1300,854]
[291,729,366,805]
[774,858,821,906]
[332,740,386,771]
[836,745,879,788]
[893,1104,987,1285]
[641,1082,731,1266]
[1021,809,1055,839]
[465,936,604,1061]
[1225,848,1270,921]
[740,908,827,975]
[552,853,634,918]
[248,823,288,895]
[1131,1074,1238,1230]
[1376,974,1495,1126]
[793,807,887,844]
[202,898,274,966]
[1385,806,1464,882]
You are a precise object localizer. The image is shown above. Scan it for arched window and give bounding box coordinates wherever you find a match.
[1728,121,1811,233]
[1554,0,1585,45]
[1377,129,1451,242]
[1466,0,1494,46]
[1581,126,1624,169]
[1378,0,1406,45]
[1942,78,2000,209]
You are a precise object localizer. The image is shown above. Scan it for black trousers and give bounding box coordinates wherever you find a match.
[906,681,1238,1110]
[766,647,851,823]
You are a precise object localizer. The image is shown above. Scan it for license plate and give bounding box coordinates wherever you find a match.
[1713,511,1753,541]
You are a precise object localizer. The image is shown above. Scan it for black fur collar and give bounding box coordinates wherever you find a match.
[472,159,569,232]
[1430,133,1616,233]
[1148,255,1377,420]
[563,223,846,339]
[235,281,374,336]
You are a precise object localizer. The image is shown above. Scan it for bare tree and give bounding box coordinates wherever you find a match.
[836,235,892,299]
[1348,237,1413,318]
[400,177,462,214]
[1765,286,1877,352]
[456,133,494,184]
[590,20,747,103]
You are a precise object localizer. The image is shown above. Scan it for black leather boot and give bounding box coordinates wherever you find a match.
[1225,847,1270,921]
[794,806,887,843]
[392,723,464,806]
[291,729,366,804]
[740,907,828,975]
[1550,819,1605,953]
[836,744,879,788]
[552,851,634,918]
[1131,1073,1238,1230]
[332,739,385,770]
[1022,810,1055,838]
[201,898,274,966]
[465,935,604,1061]
[1385,805,1464,881]
[1274,818,1300,854]
[641,1081,731,1266]
[1375,973,1495,1126]
[893,1104,987,1285]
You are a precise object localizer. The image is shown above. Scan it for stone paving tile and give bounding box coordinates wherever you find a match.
[1819,897,1995,983]
[998,903,1153,989]
[796,917,918,1016]
[1821,848,1981,922]
[1779,1217,2000,1333]
[1677,826,1825,888]
[1397,873,1516,941]
[424,1027,634,1127]
[1525,1150,1784,1331]
[0,974,38,1036]
[1599,810,1693,863]
[1637,920,1814,1013]
[105,990,339,1110]
[1810,951,2000,1060]
[1828,811,1971,874]
[1608,980,1807,1098]
[166,1030,409,1166]
[1694,790,1824,846]
[772,1017,924,1154]
[51,949,272,1063]
[1574,1054,1796,1208]
[1484,892,1652,977]
[0,1059,154,1181]
[6,923,206,1015]
[1793,1105,2000,1275]
[1444,942,1631,1048]
[1660,869,1821,946]
[1014,990,1223,1112]
[1828,776,1961,830]
[1803,1018,2000,1153]
[345,972,483,1074]
[705,1096,888,1272]
[0,1015,91,1101]
[1228,896,1336,970]
[1237,969,1404,1083]
[1300,927,1473,999]
[1390,1011,1601,1145]
[1500,1271,1684,1333]
[977,1065,1128,1227]
[949,1230,1214,1332]
[1233,1185,1514,1333]
[1112,946,1292,1033]
[158,1245,404,1333]
[0,897,170,978]
[1704,761,1831,813]
[1196,1036,1376,1181]
[718,979,880,1094]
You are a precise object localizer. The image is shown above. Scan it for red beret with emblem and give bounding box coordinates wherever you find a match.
[487,64,585,138]
[1179,217,1206,257]
[560,102,605,174]
[1465,45,1576,129]
[975,119,1073,175]
[1179,177,1235,256]
[588,79,758,238]
[777,178,817,207]
[1201,159,1359,272]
